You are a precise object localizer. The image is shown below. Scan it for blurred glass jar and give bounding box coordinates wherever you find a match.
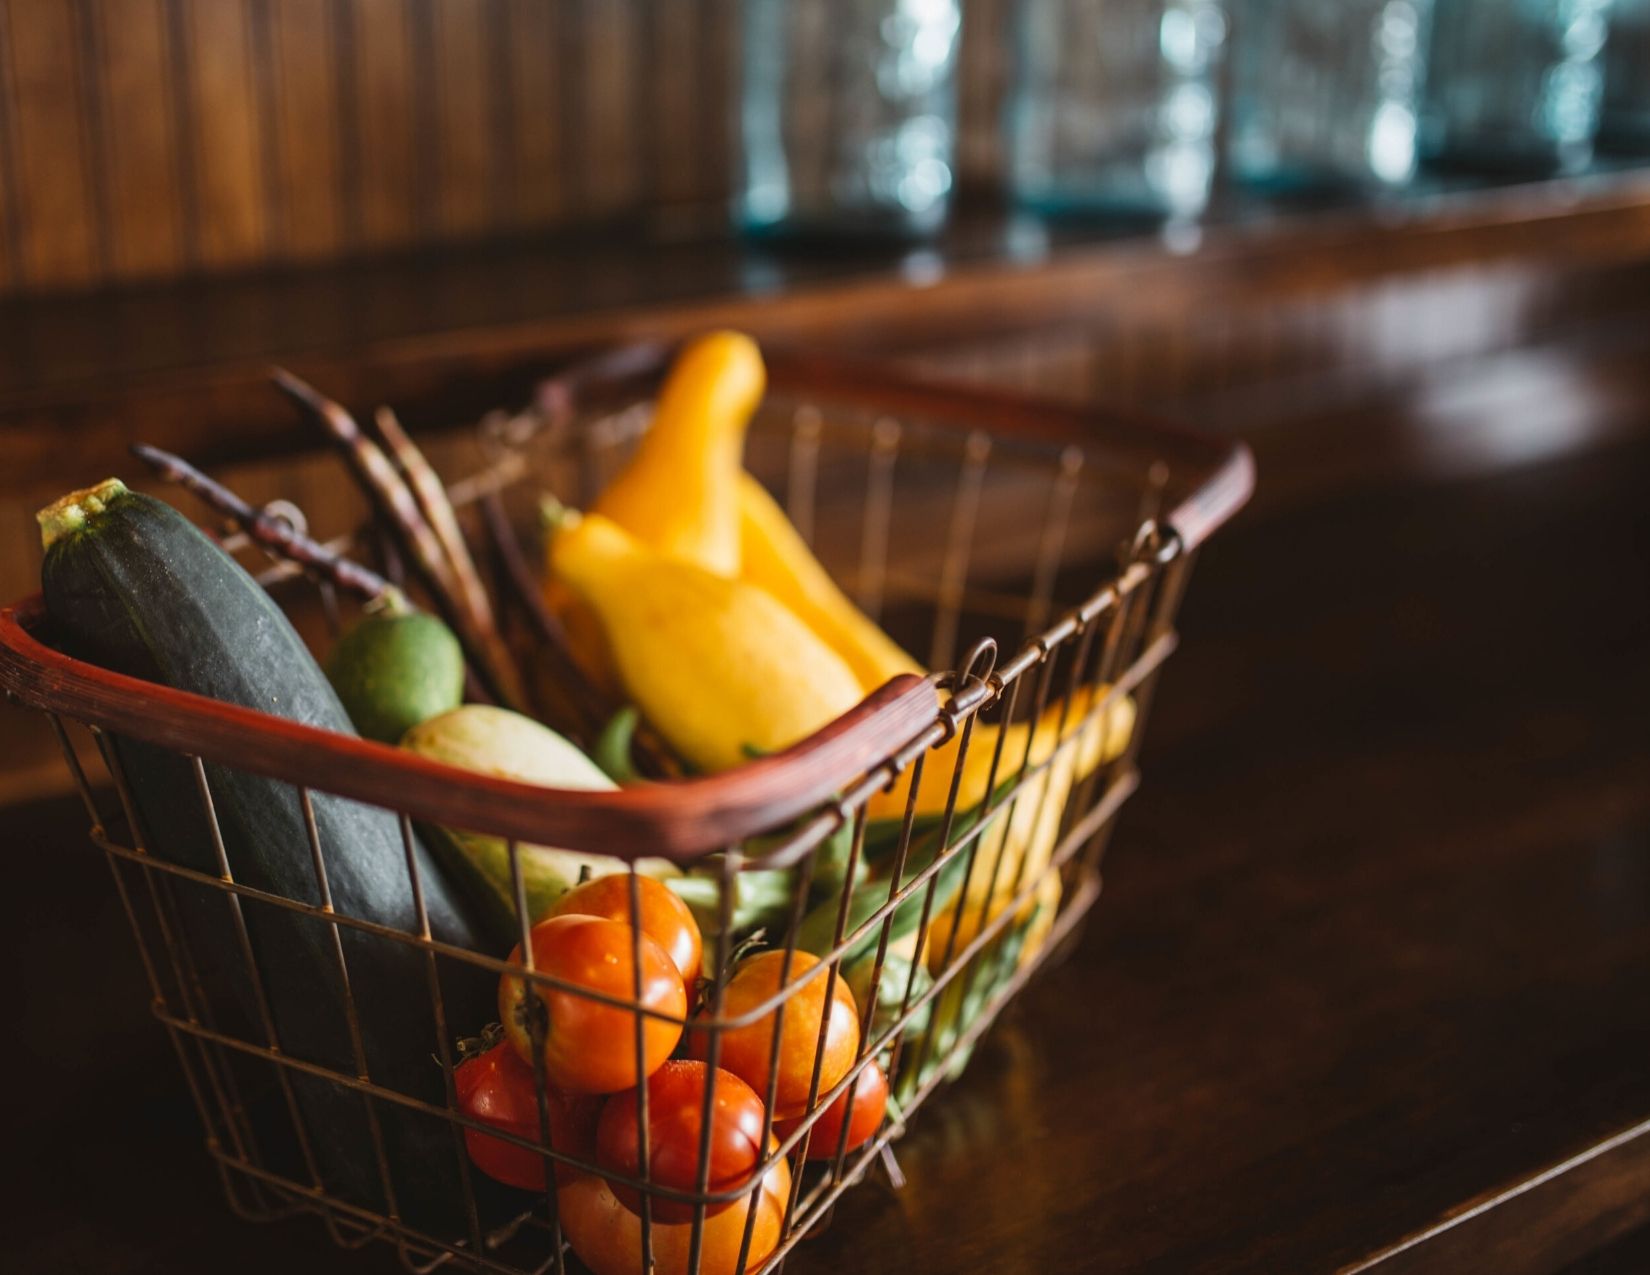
[1228,0,1434,192]
[1422,0,1615,174]
[738,0,962,238]
[1006,0,1229,221]
[1599,0,1650,151]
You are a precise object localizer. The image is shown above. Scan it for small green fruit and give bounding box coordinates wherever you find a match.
[326,610,465,743]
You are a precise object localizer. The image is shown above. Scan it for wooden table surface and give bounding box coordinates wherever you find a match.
[6,320,1650,1273]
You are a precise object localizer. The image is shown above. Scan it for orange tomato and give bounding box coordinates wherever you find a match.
[454,1042,600,1188]
[688,950,859,1119]
[773,1059,887,1161]
[557,1144,790,1275]
[595,1061,767,1222]
[499,915,685,1094]
[547,874,703,989]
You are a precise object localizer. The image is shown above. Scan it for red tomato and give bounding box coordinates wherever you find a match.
[453,1041,601,1189]
[688,950,860,1119]
[547,874,703,988]
[499,915,686,1094]
[595,1061,766,1222]
[557,1145,790,1275]
[773,1060,888,1160]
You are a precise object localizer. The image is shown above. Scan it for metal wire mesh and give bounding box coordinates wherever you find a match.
[16,365,1210,1275]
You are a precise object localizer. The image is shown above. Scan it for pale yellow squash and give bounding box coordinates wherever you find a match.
[550,512,865,774]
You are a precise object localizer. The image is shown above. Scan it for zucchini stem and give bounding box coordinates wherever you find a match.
[37,478,128,548]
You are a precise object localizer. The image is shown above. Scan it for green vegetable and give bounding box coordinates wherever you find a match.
[892,892,1051,1106]
[793,805,985,965]
[37,479,501,1236]
[667,866,798,977]
[593,704,644,784]
[857,763,1036,870]
[808,815,865,903]
[400,704,676,943]
[325,606,464,743]
[844,947,933,1054]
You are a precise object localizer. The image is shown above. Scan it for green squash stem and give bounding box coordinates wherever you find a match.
[37,478,128,548]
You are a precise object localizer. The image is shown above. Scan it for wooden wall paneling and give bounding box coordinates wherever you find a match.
[330,0,361,248]
[350,0,418,249]
[502,0,564,230]
[483,0,515,226]
[957,0,1007,189]
[70,0,109,275]
[627,0,658,209]
[429,0,496,239]
[89,0,182,280]
[695,0,735,211]
[0,0,1057,294]
[180,0,267,269]
[650,0,699,208]
[3,0,99,286]
[551,0,585,221]
[0,3,21,288]
[270,0,343,261]
[785,0,834,214]
[577,0,640,216]
[0,491,36,611]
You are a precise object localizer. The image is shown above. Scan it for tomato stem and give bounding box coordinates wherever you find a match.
[455,1021,507,1061]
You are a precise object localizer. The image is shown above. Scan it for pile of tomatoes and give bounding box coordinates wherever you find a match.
[454,875,890,1275]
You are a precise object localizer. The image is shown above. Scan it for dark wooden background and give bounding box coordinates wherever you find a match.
[5,226,1650,1269]
[0,0,1020,293]
[1,8,1648,1264]
[2,174,1649,800]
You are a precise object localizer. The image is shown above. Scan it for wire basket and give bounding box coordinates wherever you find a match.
[0,346,1252,1275]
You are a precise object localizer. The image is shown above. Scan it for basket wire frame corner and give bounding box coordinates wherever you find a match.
[11,349,1243,1275]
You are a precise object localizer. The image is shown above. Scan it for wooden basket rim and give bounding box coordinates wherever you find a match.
[0,352,1252,861]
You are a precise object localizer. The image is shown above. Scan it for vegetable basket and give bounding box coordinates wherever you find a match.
[0,345,1252,1275]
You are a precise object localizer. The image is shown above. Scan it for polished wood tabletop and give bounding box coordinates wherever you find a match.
[6,304,1650,1273]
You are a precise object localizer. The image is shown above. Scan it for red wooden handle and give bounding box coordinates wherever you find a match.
[0,595,939,862]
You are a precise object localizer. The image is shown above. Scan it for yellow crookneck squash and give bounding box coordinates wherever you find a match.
[549,511,865,775]
[544,330,767,692]
[735,470,923,692]
[542,329,1136,812]
[593,330,765,574]
[865,681,1136,824]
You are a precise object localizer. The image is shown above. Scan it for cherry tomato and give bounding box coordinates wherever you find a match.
[773,1059,887,1160]
[499,915,686,1094]
[595,1060,766,1222]
[557,1144,790,1275]
[547,874,703,988]
[688,950,860,1119]
[454,1041,600,1188]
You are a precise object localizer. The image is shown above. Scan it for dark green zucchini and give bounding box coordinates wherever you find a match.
[39,480,507,1236]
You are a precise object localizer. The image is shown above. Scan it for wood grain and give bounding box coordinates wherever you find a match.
[181,0,266,269]
[502,0,563,229]
[4,0,98,286]
[650,0,700,207]
[0,585,940,859]
[0,174,1645,505]
[0,349,1249,855]
[270,0,343,261]
[576,0,640,216]
[90,0,182,279]
[349,0,417,248]
[429,0,493,239]
[4,360,1650,1272]
[0,0,1036,294]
